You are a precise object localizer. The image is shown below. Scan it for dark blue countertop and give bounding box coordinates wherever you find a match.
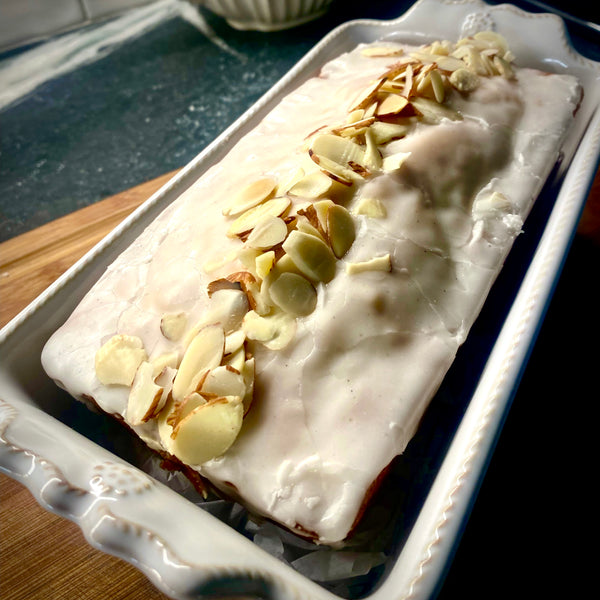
[0,0,598,242]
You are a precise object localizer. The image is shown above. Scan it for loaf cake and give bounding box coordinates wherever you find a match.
[42,32,581,544]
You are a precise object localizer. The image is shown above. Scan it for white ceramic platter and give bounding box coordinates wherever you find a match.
[1,1,599,598]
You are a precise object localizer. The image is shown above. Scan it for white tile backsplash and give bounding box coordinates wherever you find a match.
[0,0,157,51]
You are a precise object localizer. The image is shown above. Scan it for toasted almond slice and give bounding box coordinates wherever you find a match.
[276,167,305,195]
[296,216,327,242]
[352,197,387,218]
[204,289,250,336]
[95,334,147,386]
[167,392,208,433]
[361,46,404,57]
[172,324,225,402]
[326,204,356,259]
[222,177,277,217]
[346,254,392,274]
[288,170,333,199]
[255,249,276,280]
[369,120,413,145]
[245,215,288,250]
[310,134,367,171]
[151,351,179,378]
[153,368,178,421]
[242,309,297,350]
[240,357,254,416]
[346,108,365,123]
[224,345,246,372]
[157,398,178,454]
[268,271,318,317]
[382,151,411,173]
[363,128,382,171]
[473,31,509,53]
[160,312,188,341]
[435,55,467,72]
[449,68,480,92]
[201,365,246,398]
[310,153,358,186]
[332,116,376,138]
[227,196,291,238]
[224,329,245,356]
[311,199,335,234]
[348,77,386,112]
[282,229,337,283]
[126,361,165,426]
[430,69,445,103]
[381,57,418,80]
[410,96,461,123]
[492,55,514,79]
[171,396,243,465]
[403,64,414,98]
[376,94,410,117]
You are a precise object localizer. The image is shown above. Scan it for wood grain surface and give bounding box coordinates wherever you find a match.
[1,167,599,600]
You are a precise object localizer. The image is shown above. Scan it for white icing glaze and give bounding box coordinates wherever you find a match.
[42,41,580,543]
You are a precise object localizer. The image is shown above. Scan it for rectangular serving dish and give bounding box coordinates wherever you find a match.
[1,1,599,598]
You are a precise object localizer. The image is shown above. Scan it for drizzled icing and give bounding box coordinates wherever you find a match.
[42,40,580,543]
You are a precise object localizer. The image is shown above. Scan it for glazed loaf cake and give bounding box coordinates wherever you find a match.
[42,32,581,544]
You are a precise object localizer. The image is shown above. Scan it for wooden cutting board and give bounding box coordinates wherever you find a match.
[0,167,599,600]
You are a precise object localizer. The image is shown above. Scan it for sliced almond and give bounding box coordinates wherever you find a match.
[435,55,467,72]
[363,128,382,171]
[473,31,508,54]
[224,329,246,356]
[255,249,276,280]
[288,170,333,199]
[245,215,288,250]
[172,324,225,402]
[310,153,356,186]
[170,396,244,465]
[410,96,461,123]
[429,69,445,103]
[168,392,208,431]
[310,134,367,174]
[268,271,318,317]
[304,200,332,235]
[382,151,411,173]
[151,351,179,378]
[296,216,327,242]
[95,334,147,386]
[346,254,392,275]
[369,120,413,145]
[222,177,277,217]
[227,196,291,238]
[160,312,188,341]
[348,77,386,112]
[242,309,297,350]
[224,345,246,372]
[449,68,480,92]
[361,46,404,57]
[127,361,165,426]
[376,94,410,117]
[326,204,356,259]
[240,357,255,415]
[282,229,337,283]
[200,365,246,399]
[492,55,514,79]
[353,197,387,218]
[276,167,305,195]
